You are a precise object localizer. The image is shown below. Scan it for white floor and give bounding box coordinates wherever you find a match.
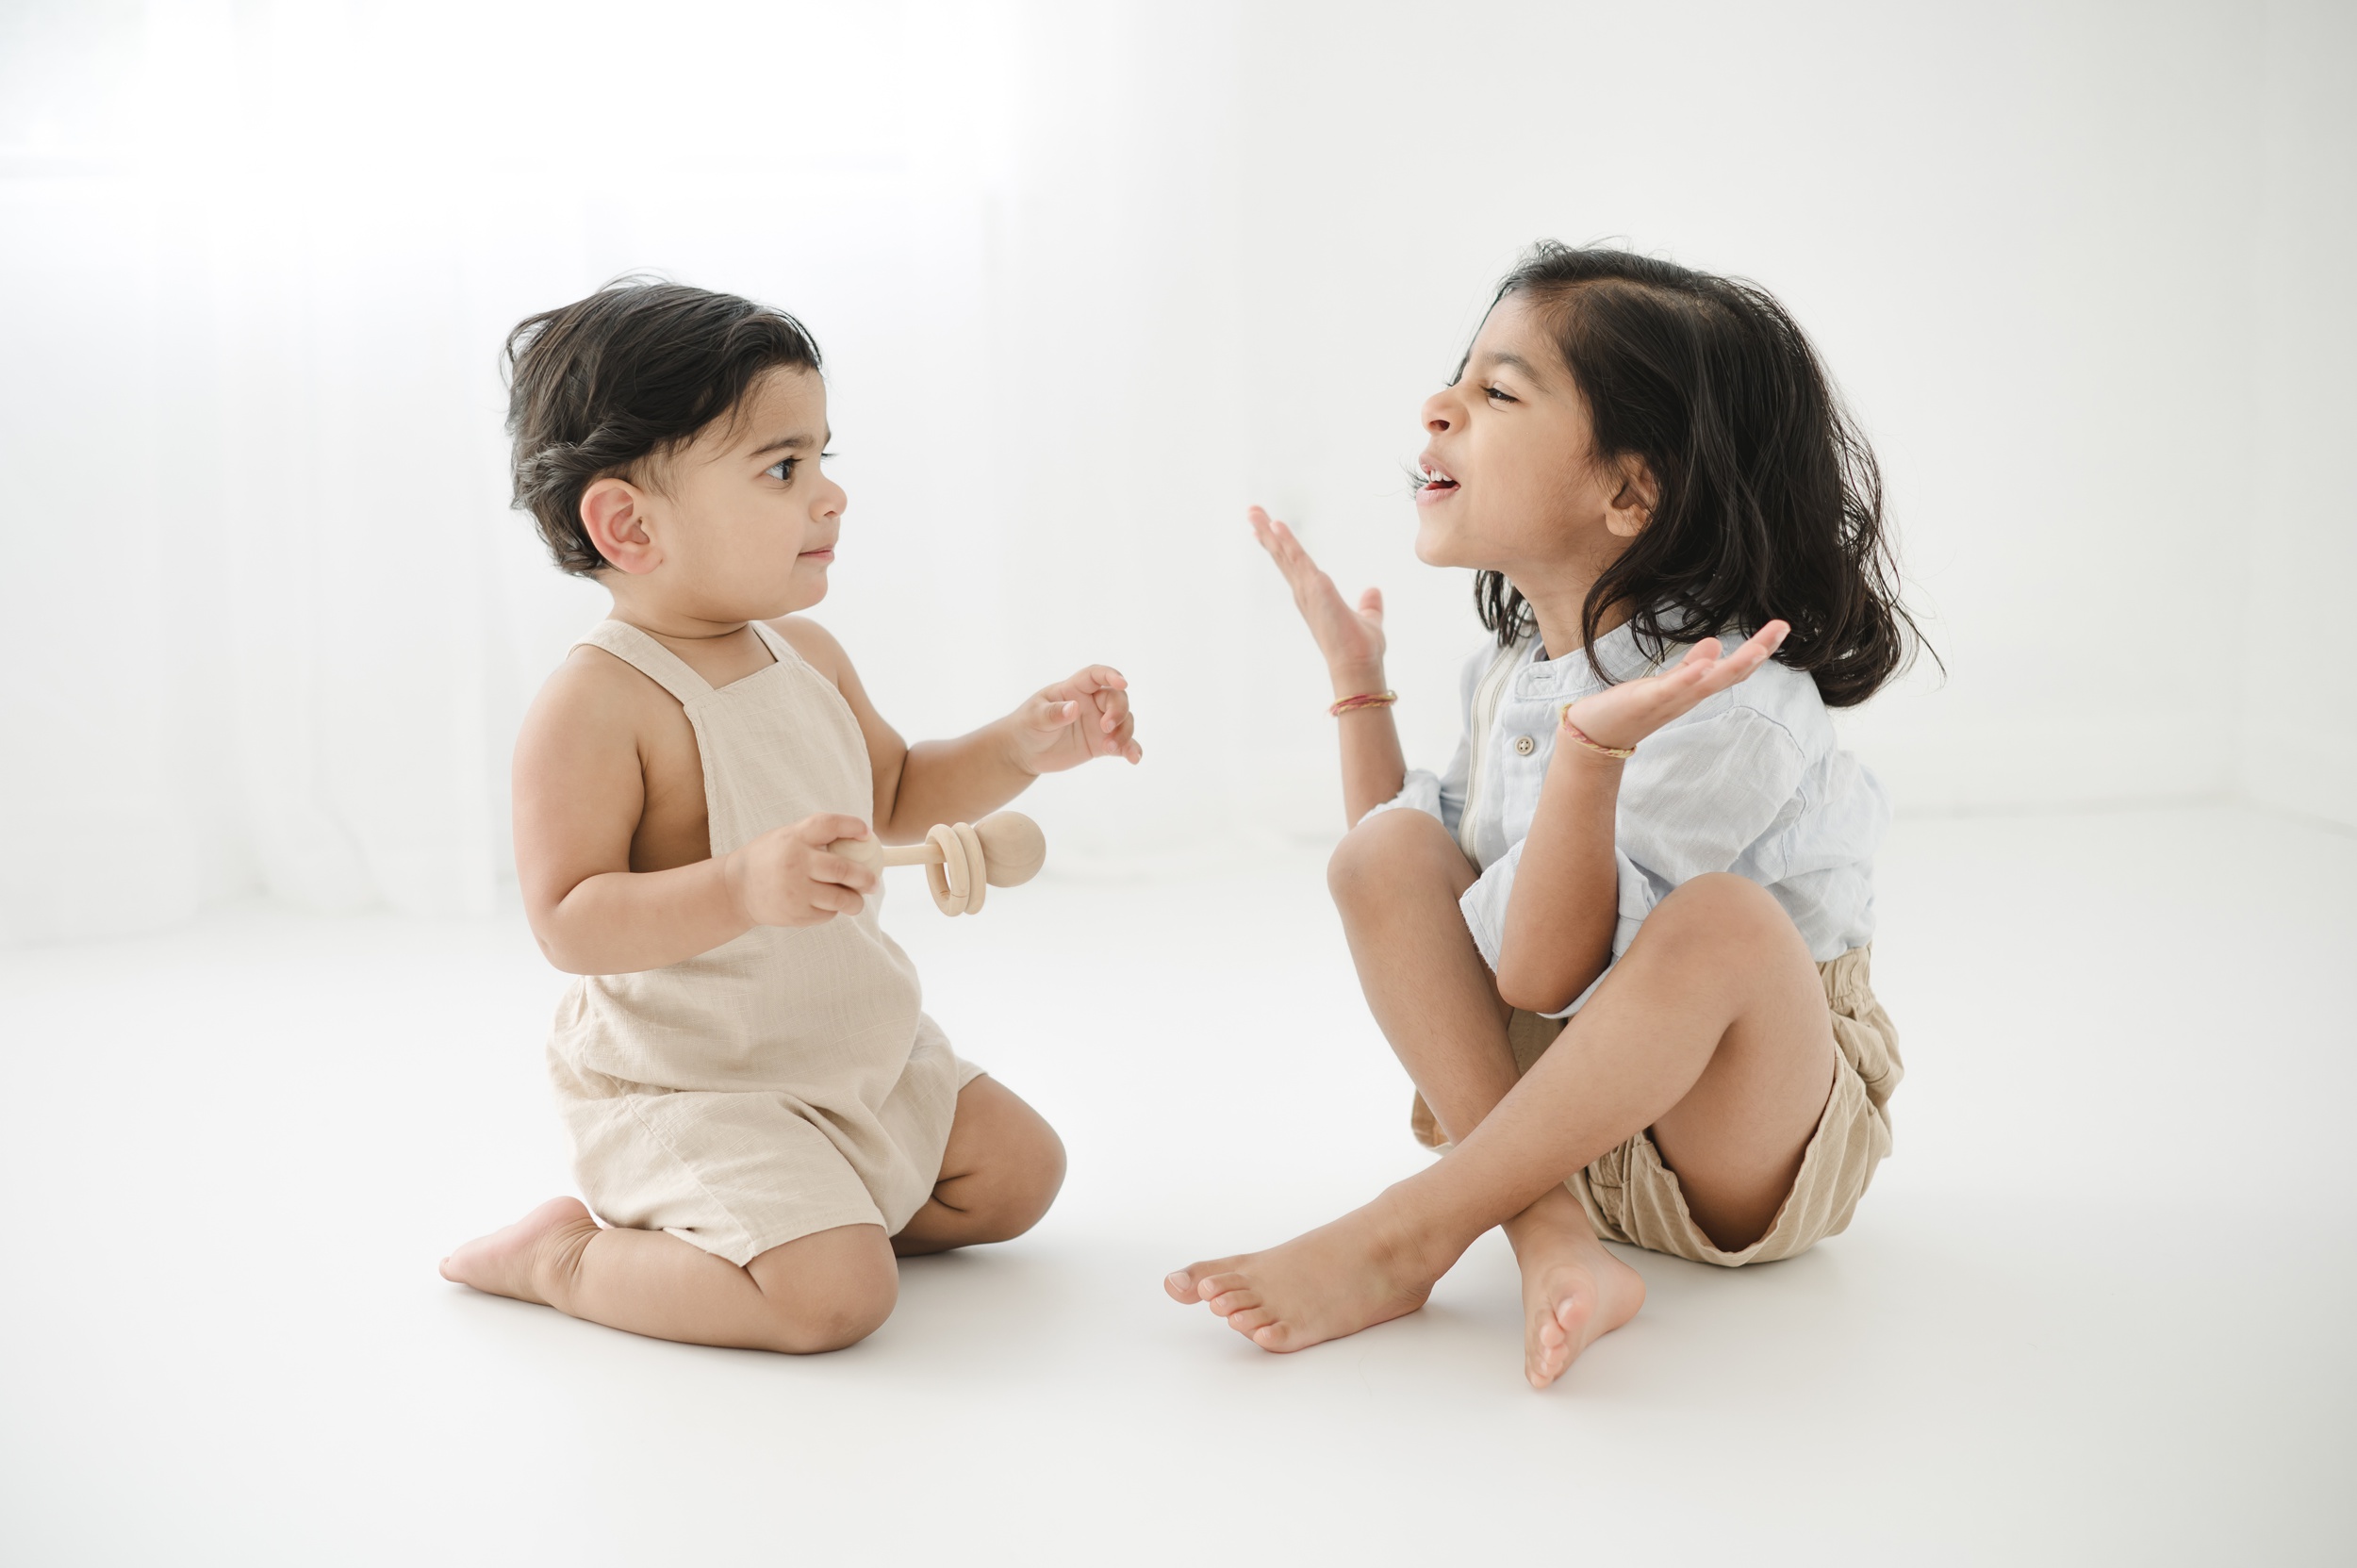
[3,804,2352,1565]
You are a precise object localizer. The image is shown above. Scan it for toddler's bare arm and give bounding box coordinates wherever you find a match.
[771,618,1138,841]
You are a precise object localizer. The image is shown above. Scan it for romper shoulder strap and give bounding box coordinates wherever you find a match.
[573,619,713,704]
[745,617,800,667]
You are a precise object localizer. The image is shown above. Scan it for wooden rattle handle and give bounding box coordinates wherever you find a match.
[825,811,1047,916]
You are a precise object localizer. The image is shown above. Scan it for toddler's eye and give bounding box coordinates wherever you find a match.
[766,458,799,482]
[1484,385,1516,404]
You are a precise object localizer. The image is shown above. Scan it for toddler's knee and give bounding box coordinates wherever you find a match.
[999,1128,1069,1239]
[755,1247,898,1353]
[968,1125,1068,1245]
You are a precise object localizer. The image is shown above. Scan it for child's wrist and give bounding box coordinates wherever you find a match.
[1557,709,1637,760]
[1329,662,1387,701]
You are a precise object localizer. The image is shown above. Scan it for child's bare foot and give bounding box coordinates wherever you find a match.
[1162,1196,1455,1352]
[1507,1199,1645,1389]
[440,1196,599,1305]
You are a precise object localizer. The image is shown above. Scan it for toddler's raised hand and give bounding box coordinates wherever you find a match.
[724,814,880,928]
[1014,666,1142,772]
[1247,505,1386,678]
[1559,621,1791,752]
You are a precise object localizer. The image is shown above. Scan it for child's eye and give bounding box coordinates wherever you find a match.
[1484,385,1516,404]
[765,458,799,482]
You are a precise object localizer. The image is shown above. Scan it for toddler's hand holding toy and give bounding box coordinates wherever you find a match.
[723,813,881,929]
[1558,621,1790,754]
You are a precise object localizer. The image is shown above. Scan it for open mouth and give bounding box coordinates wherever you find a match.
[1417,457,1459,499]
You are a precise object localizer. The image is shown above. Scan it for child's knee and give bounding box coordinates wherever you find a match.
[1327,808,1453,907]
[998,1124,1068,1239]
[967,1118,1067,1244]
[1647,873,1792,954]
[750,1230,898,1352]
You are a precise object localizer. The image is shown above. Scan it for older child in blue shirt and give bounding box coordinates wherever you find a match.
[1168,244,1917,1389]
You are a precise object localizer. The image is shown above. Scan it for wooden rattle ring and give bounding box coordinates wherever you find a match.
[925,822,989,916]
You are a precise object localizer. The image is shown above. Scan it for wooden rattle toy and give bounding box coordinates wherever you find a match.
[828,811,1047,916]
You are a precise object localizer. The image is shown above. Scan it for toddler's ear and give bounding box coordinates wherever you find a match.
[582,478,660,574]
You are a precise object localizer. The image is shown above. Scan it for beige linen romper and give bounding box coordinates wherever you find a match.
[546,619,981,1266]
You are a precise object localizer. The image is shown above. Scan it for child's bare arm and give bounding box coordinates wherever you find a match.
[1497,623,1788,1013]
[513,652,876,975]
[1247,506,1405,825]
[773,619,1139,841]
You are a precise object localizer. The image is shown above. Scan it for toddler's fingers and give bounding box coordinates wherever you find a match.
[1064,664,1127,695]
[1358,586,1385,624]
[796,813,874,846]
[807,884,862,920]
[813,853,878,894]
[1026,696,1081,731]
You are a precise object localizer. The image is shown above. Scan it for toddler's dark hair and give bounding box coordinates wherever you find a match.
[1470,242,1927,707]
[503,277,823,575]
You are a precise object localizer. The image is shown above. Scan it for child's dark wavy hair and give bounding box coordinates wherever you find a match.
[504,277,823,576]
[1470,242,1926,707]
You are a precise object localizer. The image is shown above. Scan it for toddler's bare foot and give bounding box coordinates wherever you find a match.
[1163,1196,1453,1352]
[1508,1200,1645,1389]
[440,1196,599,1306]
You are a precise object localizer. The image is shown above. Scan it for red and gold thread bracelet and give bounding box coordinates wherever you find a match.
[1328,690,1398,718]
[1558,708,1636,758]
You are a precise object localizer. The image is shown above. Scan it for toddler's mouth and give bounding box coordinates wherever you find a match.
[1416,457,1459,500]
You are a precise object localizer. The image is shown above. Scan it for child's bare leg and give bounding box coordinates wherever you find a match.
[892,1076,1067,1256]
[1164,808,1643,1384]
[1170,867,1834,1371]
[442,1207,898,1353]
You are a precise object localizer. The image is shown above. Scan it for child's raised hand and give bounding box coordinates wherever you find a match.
[1013,666,1142,773]
[1248,505,1387,677]
[1558,621,1791,753]
[723,814,880,928]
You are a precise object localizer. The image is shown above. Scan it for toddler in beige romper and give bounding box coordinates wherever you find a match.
[443,280,1138,1354]
[548,619,983,1266]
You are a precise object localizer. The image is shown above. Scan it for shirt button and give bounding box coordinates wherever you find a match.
[1513,734,1537,756]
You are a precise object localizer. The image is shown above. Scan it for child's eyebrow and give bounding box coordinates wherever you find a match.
[1475,350,1544,381]
[748,429,832,458]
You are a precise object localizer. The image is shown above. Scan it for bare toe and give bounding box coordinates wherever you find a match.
[1251,1321,1298,1351]
[1206,1287,1261,1316]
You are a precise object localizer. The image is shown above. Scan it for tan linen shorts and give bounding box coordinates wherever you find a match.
[1411,946,1902,1268]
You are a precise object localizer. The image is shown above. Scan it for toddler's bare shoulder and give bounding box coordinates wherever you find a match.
[767,615,850,685]
[521,646,675,762]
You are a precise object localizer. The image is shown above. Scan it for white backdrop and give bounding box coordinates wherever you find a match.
[2,0,2350,944]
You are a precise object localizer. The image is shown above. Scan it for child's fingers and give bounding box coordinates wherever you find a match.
[1025,696,1082,732]
[1691,621,1789,694]
[1090,685,1131,732]
[1358,586,1384,625]
[810,883,863,918]
[1104,709,1140,760]
[1061,664,1129,696]
[811,852,878,894]
[796,814,874,846]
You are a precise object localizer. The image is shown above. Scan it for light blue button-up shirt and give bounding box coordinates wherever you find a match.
[1370,619,1888,1017]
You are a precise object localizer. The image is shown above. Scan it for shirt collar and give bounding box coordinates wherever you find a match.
[1509,617,1655,700]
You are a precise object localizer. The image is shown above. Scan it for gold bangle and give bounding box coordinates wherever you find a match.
[1328,690,1398,717]
[1558,711,1635,759]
